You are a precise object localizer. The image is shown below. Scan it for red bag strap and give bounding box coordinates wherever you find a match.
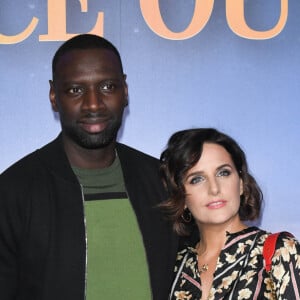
[263,232,293,272]
[263,233,280,272]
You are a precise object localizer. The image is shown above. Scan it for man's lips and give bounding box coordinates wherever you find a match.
[79,117,109,133]
[206,200,227,209]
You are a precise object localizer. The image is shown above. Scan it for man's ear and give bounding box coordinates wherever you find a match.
[49,80,59,112]
[123,74,129,107]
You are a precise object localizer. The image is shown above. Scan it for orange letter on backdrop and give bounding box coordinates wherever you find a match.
[226,0,288,39]
[39,0,104,41]
[0,18,39,44]
[140,0,214,40]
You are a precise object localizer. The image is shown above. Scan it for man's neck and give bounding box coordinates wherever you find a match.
[63,137,117,169]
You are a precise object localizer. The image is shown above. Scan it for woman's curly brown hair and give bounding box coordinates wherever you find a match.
[159,128,263,236]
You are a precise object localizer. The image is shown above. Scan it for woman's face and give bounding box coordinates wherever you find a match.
[183,143,244,229]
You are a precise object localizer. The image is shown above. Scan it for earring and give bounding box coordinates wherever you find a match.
[181,208,192,223]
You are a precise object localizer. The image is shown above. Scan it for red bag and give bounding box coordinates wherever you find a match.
[262,232,294,299]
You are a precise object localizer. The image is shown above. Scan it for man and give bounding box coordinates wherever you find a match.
[0,34,178,300]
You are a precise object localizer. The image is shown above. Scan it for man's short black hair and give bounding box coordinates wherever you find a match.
[52,34,124,79]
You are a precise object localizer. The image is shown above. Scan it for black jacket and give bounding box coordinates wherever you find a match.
[0,135,178,300]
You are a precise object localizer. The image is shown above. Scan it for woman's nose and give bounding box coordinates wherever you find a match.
[208,178,220,195]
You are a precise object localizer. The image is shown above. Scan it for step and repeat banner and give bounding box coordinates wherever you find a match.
[1,0,299,237]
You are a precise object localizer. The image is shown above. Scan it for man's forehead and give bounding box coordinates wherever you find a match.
[57,48,117,63]
[54,48,123,75]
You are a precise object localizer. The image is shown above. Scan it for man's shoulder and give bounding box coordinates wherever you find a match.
[1,136,61,180]
[116,143,159,164]
[116,143,161,181]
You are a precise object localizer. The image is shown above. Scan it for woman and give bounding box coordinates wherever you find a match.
[160,128,300,299]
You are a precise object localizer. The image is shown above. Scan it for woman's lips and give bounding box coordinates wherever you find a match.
[206,200,227,209]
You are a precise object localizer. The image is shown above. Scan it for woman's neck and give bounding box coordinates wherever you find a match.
[196,221,247,254]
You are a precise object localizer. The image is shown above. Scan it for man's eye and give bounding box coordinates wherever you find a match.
[68,87,83,94]
[217,169,231,177]
[100,82,115,92]
[189,176,204,185]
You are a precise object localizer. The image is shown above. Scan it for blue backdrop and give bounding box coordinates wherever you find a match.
[1,0,299,237]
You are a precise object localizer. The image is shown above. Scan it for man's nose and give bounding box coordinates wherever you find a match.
[82,88,105,111]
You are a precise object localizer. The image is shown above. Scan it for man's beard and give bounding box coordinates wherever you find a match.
[61,116,122,149]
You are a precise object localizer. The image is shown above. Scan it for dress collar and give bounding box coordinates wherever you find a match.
[185,226,260,253]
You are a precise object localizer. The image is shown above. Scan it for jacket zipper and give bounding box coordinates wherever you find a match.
[80,185,87,300]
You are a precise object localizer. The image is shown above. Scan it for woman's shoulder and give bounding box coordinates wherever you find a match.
[262,231,300,274]
[267,232,300,291]
[273,231,299,254]
[256,230,299,254]
[262,231,298,248]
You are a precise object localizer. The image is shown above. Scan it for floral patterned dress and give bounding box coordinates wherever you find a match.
[169,227,300,300]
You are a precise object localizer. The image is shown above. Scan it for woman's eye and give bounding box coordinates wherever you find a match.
[217,169,231,177]
[189,176,204,185]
